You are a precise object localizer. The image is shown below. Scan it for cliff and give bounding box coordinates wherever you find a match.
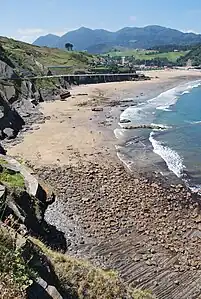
[0,36,96,144]
[0,155,154,299]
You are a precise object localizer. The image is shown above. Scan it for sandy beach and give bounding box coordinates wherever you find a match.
[8,69,201,166]
[7,69,201,299]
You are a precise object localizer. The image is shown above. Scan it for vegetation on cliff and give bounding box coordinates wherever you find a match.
[0,228,33,299]
[0,36,94,76]
[32,237,154,299]
[177,44,201,66]
[0,168,24,188]
[0,227,154,299]
[0,156,154,299]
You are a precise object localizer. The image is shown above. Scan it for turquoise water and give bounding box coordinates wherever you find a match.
[152,84,201,189]
[117,80,201,191]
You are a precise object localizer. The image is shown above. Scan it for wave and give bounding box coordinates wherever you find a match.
[114,128,128,139]
[156,107,172,111]
[149,132,185,177]
[116,151,134,171]
[187,184,201,194]
[190,120,201,124]
[187,82,201,89]
[120,79,201,123]
[182,90,190,95]
[151,123,172,130]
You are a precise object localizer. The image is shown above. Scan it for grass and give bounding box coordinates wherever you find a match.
[104,49,189,62]
[0,227,155,299]
[34,77,59,89]
[0,158,8,165]
[31,237,154,299]
[0,36,95,75]
[0,228,32,299]
[0,168,24,188]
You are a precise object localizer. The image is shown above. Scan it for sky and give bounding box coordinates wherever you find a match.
[1,0,201,43]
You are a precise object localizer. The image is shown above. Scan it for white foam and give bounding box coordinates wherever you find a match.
[114,128,127,139]
[120,79,201,122]
[190,120,201,124]
[149,132,185,177]
[118,79,201,176]
[188,184,201,194]
[151,123,172,130]
[182,90,190,95]
[116,151,134,172]
[156,106,172,111]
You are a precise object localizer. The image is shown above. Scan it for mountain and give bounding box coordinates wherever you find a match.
[57,27,114,50]
[33,25,201,53]
[33,33,60,48]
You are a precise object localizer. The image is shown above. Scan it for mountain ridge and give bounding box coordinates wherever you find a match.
[33,33,60,48]
[33,25,201,53]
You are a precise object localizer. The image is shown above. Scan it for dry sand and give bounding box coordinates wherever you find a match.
[8,69,201,167]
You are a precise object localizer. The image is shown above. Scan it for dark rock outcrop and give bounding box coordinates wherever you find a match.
[0,47,71,142]
[119,118,131,124]
[91,107,103,112]
[1,225,66,299]
[0,60,18,79]
[122,124,169,130]
[0,155,67,251]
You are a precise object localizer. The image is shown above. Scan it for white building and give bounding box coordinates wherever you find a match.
[121,56,126,65]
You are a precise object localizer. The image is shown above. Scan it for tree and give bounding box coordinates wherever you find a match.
[65,43,73,51]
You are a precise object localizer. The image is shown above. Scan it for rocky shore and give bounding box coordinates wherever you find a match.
[32,160,201,299]
[6,69,201,299]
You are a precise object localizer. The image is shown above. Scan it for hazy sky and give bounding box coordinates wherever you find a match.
[1,0,201,43]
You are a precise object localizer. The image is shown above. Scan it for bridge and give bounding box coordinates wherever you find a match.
[0,73,149,89]
[30,72,141,80]
[1,72,145,84]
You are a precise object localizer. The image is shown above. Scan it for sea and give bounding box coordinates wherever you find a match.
[115,79,201,192]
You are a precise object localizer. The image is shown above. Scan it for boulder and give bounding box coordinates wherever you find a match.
[60,91,71,100]
[20,80,33,99]
[46,285,63,299]
[2,83,16,103]
[59,77,71,90]
[3,127,15,139]
[33,90,41,102]
[91,107,103,112]
[39,88,60,102]
[119,119,131,124]
[0,60,18,79]
[3,163,20,173]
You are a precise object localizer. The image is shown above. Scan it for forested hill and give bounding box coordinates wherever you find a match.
[33,25,201,53]
[177,45,201,66]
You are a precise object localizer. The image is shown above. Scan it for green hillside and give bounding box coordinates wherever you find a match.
[104,49,188,62]
[177,45,201,66]
[0,36,94,75]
